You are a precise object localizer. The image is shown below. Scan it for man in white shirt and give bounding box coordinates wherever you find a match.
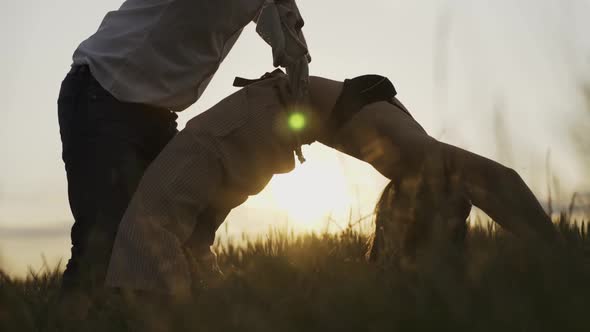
[57,0,310,299]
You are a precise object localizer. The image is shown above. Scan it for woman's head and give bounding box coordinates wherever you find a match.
[366,179,471,266]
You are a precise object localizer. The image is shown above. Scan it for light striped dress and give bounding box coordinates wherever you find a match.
[105,73,302,295]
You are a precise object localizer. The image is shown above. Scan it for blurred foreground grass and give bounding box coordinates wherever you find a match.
[1,218,589,332]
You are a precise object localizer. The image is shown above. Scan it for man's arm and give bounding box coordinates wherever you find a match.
[255,0,311,68]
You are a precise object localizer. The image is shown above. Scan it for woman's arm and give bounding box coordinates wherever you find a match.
[308,75,558,247]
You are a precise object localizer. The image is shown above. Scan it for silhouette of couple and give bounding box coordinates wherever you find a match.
[57,0,559,301]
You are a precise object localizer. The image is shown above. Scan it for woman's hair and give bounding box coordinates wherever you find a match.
[366,181,395,261]
[366,178,471,263]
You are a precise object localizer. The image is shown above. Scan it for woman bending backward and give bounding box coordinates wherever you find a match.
[105,71,559,296]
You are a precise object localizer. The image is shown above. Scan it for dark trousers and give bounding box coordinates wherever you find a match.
[57,66,178,292]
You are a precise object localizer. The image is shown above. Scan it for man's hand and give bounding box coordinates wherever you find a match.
[256,0,311,163]
[256,0,311,69]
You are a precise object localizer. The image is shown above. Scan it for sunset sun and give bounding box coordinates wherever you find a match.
[265,157,353,230]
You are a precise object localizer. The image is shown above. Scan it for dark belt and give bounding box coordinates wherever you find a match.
[68,64,90,75]
[233,69,285,88]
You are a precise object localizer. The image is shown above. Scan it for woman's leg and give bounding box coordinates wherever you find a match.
[105,130,226,296]
[105,74,296,296]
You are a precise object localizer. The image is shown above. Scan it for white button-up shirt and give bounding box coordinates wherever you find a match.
[73,0,267,111]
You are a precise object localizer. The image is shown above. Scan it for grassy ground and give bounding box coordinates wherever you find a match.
[1,219,589,332]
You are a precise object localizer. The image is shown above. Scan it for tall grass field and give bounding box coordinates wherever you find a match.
[1,216,589,332]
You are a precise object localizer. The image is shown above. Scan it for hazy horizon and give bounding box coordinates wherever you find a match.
[1,0,589,276]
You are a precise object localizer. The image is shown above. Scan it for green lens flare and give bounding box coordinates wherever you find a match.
[288,112,307,132]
